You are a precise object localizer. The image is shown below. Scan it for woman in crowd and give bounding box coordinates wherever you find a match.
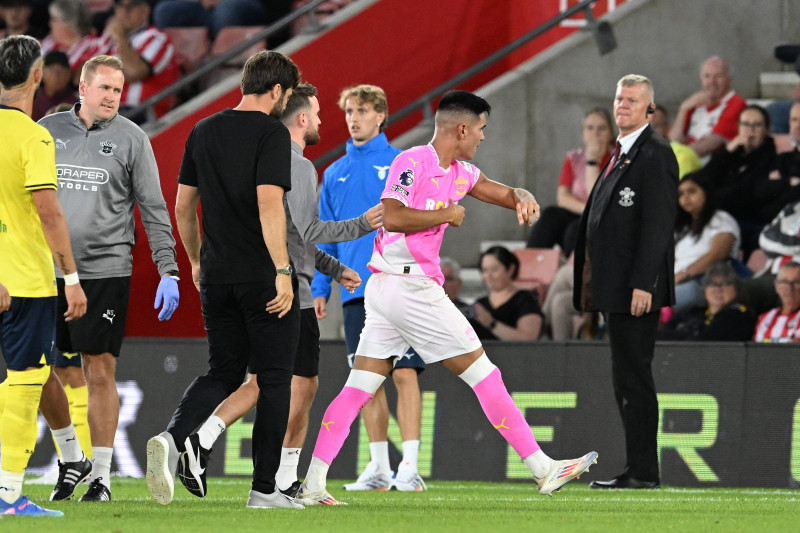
[673,172,741,314]
[40,0,98,85]
[703,105,787,258]
[658,262,755,341]
[526,107,614,256]
[470,246,543,341]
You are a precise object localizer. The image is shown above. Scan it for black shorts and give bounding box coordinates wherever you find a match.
[1,296,56,370]
[57,277,130,357]
[293,308,320,378]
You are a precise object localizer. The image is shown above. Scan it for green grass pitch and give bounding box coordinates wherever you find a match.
[3,478,798,532]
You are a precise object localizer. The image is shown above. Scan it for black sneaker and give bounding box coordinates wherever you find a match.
[50,455,93,501]
[179,434,209,497]
[279,480,302,499]
[79,478,111,501]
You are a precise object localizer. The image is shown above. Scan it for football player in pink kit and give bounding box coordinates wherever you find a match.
[297,90,598,505]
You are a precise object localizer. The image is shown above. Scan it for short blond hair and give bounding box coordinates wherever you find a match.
[81,55,124,84]
[338,84,388,131]
[617,74,654,102]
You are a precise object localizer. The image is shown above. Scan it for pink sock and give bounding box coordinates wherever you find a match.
[472,368,540,459]
[312,386,373,465]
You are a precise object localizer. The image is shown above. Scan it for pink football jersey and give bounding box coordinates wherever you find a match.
[368,144,481,285]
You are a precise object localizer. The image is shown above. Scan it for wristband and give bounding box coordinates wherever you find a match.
[63,272,79,286]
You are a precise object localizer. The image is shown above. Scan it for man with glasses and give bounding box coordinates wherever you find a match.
[93,0,179,118]
[754,261,800,342]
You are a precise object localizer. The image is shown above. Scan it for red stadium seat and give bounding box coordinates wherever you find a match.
[163,27,210,73]
[746,248,769,275]
[211,26,267,66]
[513,248,563,302]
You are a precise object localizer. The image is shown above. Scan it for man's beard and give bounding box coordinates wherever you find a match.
[304,129,320,146]
[269,98,285,119]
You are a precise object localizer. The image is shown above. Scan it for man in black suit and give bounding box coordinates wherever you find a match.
[574,74,678,489]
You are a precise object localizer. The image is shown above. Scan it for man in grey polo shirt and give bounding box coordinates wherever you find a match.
[38,54,180,502]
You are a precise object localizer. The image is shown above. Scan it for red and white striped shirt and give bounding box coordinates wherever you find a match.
[753,307,800,343]
[40,34,100,72]
[94,25,179,116]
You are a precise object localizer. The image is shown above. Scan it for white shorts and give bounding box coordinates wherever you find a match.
[356,272,482,364]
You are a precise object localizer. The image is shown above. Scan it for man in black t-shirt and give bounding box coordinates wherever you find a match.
[146,50,302,509]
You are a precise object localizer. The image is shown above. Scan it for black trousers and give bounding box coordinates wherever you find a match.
[605,310,660,482]
[167,282,300,494]
[525,206,580,256]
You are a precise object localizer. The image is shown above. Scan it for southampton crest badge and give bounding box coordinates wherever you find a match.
[99,140,117,156]
[618,186,635,207]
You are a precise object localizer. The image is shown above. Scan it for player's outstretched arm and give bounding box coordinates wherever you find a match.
[32,188,87,321]
[468,173,540,226]
[382,198,463,233]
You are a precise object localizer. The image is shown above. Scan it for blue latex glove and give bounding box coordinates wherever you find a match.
[154,275,179,321]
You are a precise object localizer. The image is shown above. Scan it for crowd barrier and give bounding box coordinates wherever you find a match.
[3,340,798,488]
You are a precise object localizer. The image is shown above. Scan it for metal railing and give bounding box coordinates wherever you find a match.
[312,0,615,168]
[124,0,330,125]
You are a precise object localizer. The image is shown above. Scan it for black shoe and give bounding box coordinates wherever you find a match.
[79,478,112,501]
[179,434,209,498]
[50,455,93,501]
[589,475,660,489]
[279,480,302,499]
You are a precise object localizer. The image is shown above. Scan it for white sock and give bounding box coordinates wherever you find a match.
[0,469,24,504]
[197,415,226,450]
[52,424,83,463]
[305,456,330,492]
[370,441,391,474]
[523,449,553,479]
[398,440,420,473]
[275,447,301,491]
[92,446,114,488]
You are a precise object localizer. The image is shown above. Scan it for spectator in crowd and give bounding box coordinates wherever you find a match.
[526,107,613,256]
[658,261,755,341]
[441,256,472,318]
[93,0,180,118]
[669,55,747,164]
[542,262,578,340]
[0,0,46,39]
[753,261,800,342]
[470,246,543,341]
[702,105,788,258]
[31,50,78,120]
[743,199,800,315]
[774,99,800,189]
[40,0,98,85]
[153,0,292,44]
[765,44,800,134]
[673,172,741,314]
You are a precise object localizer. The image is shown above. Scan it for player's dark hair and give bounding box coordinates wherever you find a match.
[281,82,317,123]
[437,90,491,118]
[480,246,520,280]
[241,50,300,97]
[0,35,41,89]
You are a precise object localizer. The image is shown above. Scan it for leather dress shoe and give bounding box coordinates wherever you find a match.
[589,475,660,489]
